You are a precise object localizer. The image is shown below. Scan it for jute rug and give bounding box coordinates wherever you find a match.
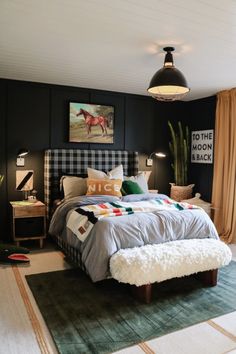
[26,262,236,354]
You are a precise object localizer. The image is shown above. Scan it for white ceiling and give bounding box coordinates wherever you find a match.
[0,0,236,100]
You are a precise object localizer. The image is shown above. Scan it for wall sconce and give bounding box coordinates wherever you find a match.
[16,148,29,167]
[146,152,166,167]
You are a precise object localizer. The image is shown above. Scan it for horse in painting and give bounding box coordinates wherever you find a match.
[76,108,109,136]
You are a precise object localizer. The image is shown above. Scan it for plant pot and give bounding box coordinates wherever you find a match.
[170,183,195,202]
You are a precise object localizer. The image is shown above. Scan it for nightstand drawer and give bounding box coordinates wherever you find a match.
[15,217,45,237]
[13,206,45,217]
[10,200,46,248]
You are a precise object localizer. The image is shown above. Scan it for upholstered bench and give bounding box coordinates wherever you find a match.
[110,239,232,303]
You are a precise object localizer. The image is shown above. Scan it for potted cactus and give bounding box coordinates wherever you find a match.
[168,121,194,201]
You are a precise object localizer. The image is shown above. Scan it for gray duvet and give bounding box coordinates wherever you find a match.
[49,193,219,282]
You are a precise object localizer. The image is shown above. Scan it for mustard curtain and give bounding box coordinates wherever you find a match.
[212,88,236,243]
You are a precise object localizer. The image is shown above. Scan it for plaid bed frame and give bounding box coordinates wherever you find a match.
[53,234,85,270]
[44,149,139,217]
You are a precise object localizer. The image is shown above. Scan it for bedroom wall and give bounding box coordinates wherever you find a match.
[0,78,160,240]
[152,100,188,195]
[187,96,216,201]
[0,80,7,241]
[151,96,216,201]
[0,78,216,240]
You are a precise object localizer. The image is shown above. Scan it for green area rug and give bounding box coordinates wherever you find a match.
[26,262,236,354]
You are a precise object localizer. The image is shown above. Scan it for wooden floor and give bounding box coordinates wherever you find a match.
[0,243,236,354]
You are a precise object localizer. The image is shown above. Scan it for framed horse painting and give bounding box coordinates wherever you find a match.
[69,102,114,144]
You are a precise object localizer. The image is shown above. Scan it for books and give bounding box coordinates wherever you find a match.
[11,200,41,206]
[11,201,34,206]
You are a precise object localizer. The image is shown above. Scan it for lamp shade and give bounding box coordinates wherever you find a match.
[17,148,29,157]
[147,47,190,101]
[155,152,166,158]
[148,151,166,159]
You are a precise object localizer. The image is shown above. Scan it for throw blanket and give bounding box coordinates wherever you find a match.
[67,198,200,242]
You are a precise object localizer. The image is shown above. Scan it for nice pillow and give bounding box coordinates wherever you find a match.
[87,164,123,180]
[61,176,87,199]
[86,178,122,197]
[124,172,149,193]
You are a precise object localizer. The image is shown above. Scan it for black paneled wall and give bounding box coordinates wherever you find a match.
[7,81,50,203]
[153,101,190,195]
[0,79,158,240]
[0,80,7,239]
[152,97,216,201]
[0,78,216,240]
[187,96,216,201]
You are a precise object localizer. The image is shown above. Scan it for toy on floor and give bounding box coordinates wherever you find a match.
[0,244,30,263]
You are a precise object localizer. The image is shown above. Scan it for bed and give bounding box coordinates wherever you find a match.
[45,149,219,283]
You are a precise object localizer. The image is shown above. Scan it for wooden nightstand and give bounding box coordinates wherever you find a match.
[10,201,46,248]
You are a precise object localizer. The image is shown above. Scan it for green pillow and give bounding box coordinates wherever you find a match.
[121,180,144,195]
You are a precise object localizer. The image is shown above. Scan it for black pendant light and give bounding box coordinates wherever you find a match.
[147,47,190,101]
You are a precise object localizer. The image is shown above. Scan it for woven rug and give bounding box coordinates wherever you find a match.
[26,262,236,354]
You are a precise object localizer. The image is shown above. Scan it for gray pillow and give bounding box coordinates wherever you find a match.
[124,172,149,193]
[61,176,87,199]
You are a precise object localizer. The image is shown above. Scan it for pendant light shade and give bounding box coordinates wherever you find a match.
[147,47,190,101]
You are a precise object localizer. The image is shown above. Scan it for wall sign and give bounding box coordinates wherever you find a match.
[191,130,214,164]
[16,170,34,191]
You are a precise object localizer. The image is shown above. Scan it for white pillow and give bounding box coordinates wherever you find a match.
[61,176,87,199]
[125,172,149,193]
[87,164,124,180]
[139,170,152,182]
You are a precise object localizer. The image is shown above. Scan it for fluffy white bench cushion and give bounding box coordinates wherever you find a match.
[110,239,232,286]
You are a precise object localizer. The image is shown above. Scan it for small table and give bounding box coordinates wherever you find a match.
[10,201,46,248]
[148,189,159,194]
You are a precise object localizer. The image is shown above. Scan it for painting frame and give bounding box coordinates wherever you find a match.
[69,102,114,144]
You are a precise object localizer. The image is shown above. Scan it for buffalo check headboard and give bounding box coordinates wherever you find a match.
[44,149,139,217]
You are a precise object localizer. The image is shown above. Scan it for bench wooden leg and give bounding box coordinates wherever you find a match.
[195,269,218,286]
[131,284,152,304]
[131,269,218,303]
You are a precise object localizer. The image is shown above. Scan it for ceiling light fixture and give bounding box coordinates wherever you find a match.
[147,47,190,101]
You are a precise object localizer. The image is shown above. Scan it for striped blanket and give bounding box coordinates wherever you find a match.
[66,198,201,242]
